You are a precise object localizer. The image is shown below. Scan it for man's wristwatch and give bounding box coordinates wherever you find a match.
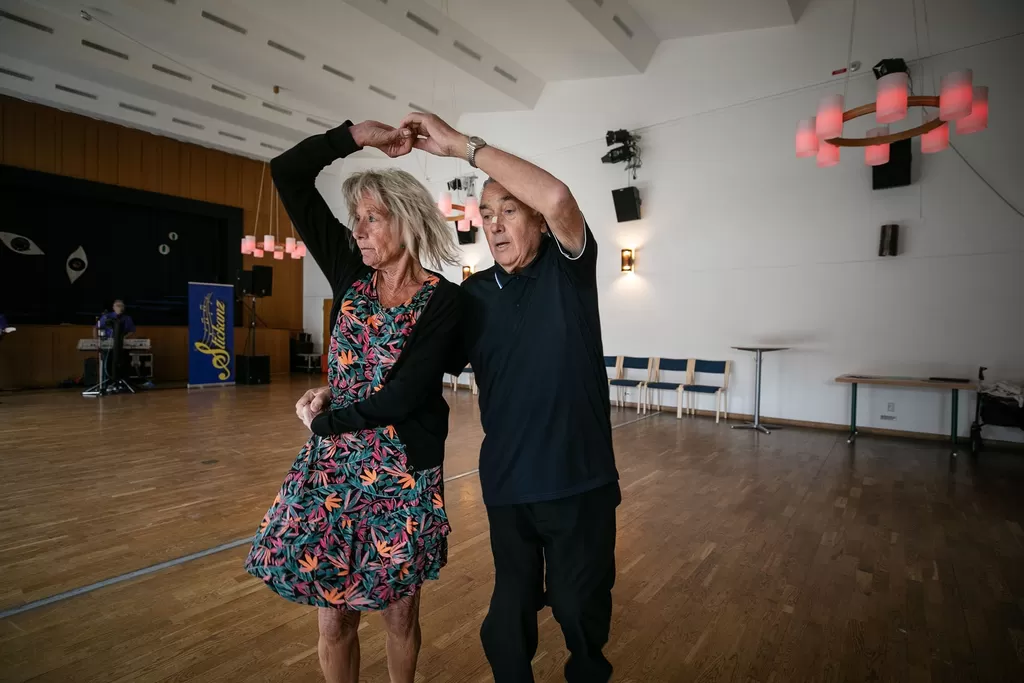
[466,136,487,168]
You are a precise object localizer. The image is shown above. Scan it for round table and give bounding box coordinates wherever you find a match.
[730,347,789,434]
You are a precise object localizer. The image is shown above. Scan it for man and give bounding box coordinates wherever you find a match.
[402,112,619,683]
[97,299,136,339]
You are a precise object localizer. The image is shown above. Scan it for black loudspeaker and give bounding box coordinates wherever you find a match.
[879,224,900,256]
[457,227,477,245]
[251,265,273,297]
[236,269,253,295]
[237,355,271,385]
[873,138,912,190]
[83,357,99,386]
[612,187,641,222]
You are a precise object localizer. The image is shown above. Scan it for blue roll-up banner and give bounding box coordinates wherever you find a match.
[187,282,234,387]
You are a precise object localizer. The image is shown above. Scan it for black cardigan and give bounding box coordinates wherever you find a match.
[270,122,465,472]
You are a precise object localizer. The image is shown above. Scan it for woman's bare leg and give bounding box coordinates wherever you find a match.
[381,592,422,683]
[318,607,361,683]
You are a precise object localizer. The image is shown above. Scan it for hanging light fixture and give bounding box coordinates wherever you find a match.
[817,141,840,168]
[795,118,819,158]
[956,86,989,135]
[295,241,306,257]
[241,237,252,254]
[464,196,481,223]
[864,126,890,166]
[876,72,909,124]
[252,248,264,258]
[285,237,296,254]
[438,191,453,215]
[456,219,471,232]
[816,94,844,140]
[263,234,275,252]
[921,112,949,153]
[273,249,284,260]
[939,69,973,121]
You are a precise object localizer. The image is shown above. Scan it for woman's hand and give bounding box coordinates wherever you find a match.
[399,112,469,158]
[296,386,331,429]
[350,120,414,158]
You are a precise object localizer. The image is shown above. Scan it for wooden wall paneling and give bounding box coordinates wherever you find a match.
[117,127,144,190]
[177,145,191,200]
[96,122,119,185]
[158,136,180,196]
[140,132,162,193]
[3,98,35,168]
[82,117,99,182]
[33,108,58,174]
[60,116,88,179]
[188,146,207,202]
[223,153,241,208]
[205,149,227,205]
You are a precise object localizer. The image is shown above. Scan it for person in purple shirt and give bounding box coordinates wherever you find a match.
[97,299,136,339]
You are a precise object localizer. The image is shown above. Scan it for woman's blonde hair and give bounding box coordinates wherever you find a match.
[342,169,459,269]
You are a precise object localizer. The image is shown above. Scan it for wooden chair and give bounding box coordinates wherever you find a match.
[645,357,693,418]
[683,360,731,423]
[604,355,621,405]
[448,365,477,395]
[609,356,653,414]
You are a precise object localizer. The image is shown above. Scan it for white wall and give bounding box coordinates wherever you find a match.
[303,0,1024,441]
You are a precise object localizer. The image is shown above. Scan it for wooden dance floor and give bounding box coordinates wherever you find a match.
[1,377,1023,682]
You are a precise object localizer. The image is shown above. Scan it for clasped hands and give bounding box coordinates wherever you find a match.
[295,385,331,431]
[350,112,468,160]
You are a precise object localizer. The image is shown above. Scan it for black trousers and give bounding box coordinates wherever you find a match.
[481,482,620,683]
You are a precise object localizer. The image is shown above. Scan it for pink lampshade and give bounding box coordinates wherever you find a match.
[876,72,908,124]
[438,191,453,215]
[816,94,844,140]
[243,235,257,253]
[285,237,296,253]
[456,219,471,232]
[291,250,301,259]
[471,215,483,228]
[795,117,818,158]
[295,241,306,256]
[940,70,973,121]
[273,249,284,260]
[921,113,949,154]
[252,248,264,258]
[956,86,988,135]
[241,237,251,255]
[864,126,890,166]
[464,197,480,222]
[816,141,840,168]
[263,234,275,252]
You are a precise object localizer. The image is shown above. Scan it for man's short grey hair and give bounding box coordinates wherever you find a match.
[342,169,459,269]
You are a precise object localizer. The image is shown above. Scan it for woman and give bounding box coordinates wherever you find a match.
[244,119,464,683]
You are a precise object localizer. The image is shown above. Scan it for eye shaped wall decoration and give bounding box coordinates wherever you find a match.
[0,232,45,256]
[66,246,89,284]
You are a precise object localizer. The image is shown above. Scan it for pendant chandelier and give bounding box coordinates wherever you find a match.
[241,164,305,259]
[796,67,990,167]
[437,175,483,232]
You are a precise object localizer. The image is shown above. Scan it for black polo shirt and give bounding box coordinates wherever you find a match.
[462,224,618,506]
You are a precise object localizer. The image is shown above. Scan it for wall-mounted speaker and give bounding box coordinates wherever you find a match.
[612,186,641,222]
[457,227,477,245]
[879,223,900,256]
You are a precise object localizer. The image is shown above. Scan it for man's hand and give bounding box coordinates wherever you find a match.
[350,120,414,158]
[399,112,469,159]
[296,386,331,429]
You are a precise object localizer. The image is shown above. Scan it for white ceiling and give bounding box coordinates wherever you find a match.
[0,0,797,160]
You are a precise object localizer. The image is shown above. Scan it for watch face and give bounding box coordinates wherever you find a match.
[469,136,486,147]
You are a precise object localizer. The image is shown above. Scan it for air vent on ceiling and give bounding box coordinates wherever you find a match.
[267,40,305,61]
[322,64,354,81]
[152,63,192,81]
[408,103,432,113]
[172,117,205,129]
[494,66,518,83]
[219,131,246,141]
[260,142,284,151]
[612,15,633,39]
[262,102,292,115]
[211,84,245,99]
[82,40,129,60]
[0,66,34,81]
[369,85,396,100]
[56,84,98,100]
[405,12,439,35]
[164,0,177,4]
[201,10,247,35]
[306,117,331,128]
[0,9,54,34]
[452,41,481,61]
[119,102,156,116]
[593,0,604,7]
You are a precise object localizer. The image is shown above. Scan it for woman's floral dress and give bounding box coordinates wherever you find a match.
[245,272,450,610]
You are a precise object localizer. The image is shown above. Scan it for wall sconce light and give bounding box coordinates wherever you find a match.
[620,249,635,273]
[462,265,474,281]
